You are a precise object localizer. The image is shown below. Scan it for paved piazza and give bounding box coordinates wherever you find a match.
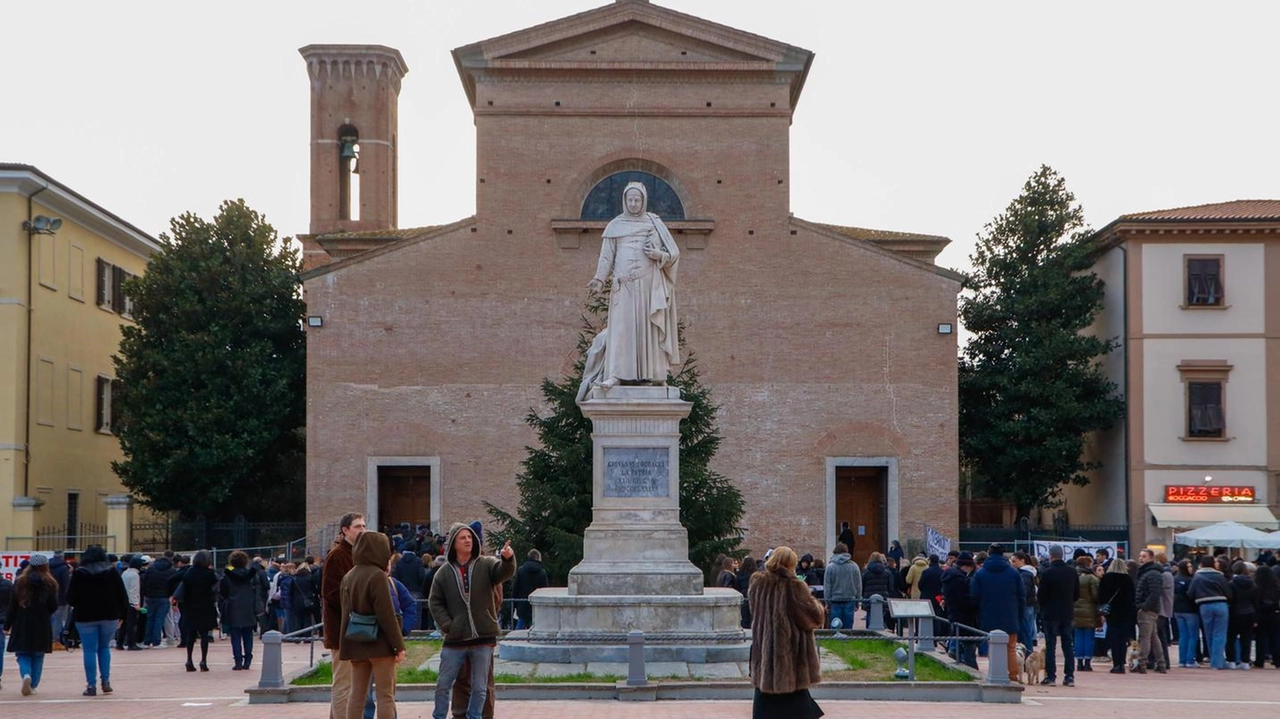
[1,640,1277,718]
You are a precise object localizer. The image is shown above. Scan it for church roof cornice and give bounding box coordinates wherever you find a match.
[299,216,477,282]
[790,217,963,285]
[452,1,813,111]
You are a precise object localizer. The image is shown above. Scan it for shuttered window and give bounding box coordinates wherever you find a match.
[96,376,114,433]
[1186,258,1223,306]
[1188,381,1225,438]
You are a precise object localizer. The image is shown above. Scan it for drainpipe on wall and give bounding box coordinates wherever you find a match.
[1115,242,1132,548]
[23,183,47,498]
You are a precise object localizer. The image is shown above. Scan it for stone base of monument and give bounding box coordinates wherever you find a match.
[498,385,749,664]
[499,588,749,664]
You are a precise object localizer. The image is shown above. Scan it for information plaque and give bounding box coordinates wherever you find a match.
[887,599,935,619]
[603,447,669,498]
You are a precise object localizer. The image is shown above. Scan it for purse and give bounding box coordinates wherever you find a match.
[345,611,380,642]
[1098,589,1119,617]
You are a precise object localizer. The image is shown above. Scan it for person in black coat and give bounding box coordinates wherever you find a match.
[1227,561,1257,668]
[219,550,268,670]
[512,549,551,631]
[940,552,978,668]
[1036,545,1080,685]
[140,554,176,647]
[391,547,428,600]
[861,553,897,630]
[1097,557,1136,673]
[67,545,128,696]
[837,522,857,558]
[918,555,945,639]
[4,556,58,696]
[176,551,220,672]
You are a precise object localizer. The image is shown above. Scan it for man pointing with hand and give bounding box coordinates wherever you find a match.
[428,522,516,719]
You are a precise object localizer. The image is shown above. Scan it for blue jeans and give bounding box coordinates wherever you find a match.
[433,645,493,719]
[51,604,69,644]
[1199,601,1229,669]
[144,597,169,645]
[1073,626,1095,660]
[77,619,117,686]
[228,626,255,666]
[1175,612,1200,666]
[829,600,855,630]
[15,653,45,689]
[1021,607,1037,651]
[1041,618,1073,679]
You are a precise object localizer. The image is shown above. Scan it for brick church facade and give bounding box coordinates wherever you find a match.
[300,0,961,564]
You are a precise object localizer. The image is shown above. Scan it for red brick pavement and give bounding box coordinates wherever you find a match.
[2,639,1277,718]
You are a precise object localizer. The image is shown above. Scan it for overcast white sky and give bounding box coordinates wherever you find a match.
[4,1,1277,273]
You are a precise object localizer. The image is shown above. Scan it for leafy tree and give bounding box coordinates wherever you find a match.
[112,200,306,521]
[486,296,746,584]
[958,165,1124,518]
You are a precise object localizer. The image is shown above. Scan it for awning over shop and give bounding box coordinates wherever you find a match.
[1150,503,1280,530]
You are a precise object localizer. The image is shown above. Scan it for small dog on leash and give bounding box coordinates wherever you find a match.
[1126,640,1144,672]
[1022,645,1045,685]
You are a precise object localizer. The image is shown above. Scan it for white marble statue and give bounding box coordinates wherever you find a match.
[579,181,680,400]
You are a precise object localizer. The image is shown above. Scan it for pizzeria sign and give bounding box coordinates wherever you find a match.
[1164,485,1256,503]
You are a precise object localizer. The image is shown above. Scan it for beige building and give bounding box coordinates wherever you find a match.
[0,164,159,551]
[1071,201,1280,548]
[299,1,963,563]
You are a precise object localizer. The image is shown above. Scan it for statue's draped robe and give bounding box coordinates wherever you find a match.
[579,201,680,401]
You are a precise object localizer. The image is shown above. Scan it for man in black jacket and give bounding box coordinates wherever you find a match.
[1036,545,1080,686]
[940,552,977,668]
[392,544,429,600]
[1133,548,1167,673]
[141,554,176,647]
[512,549,549,630]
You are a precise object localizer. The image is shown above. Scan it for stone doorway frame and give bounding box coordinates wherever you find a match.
[366,456,442,534]
[825,456,899,556]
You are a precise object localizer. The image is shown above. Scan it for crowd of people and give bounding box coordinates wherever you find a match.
[721,535,1280,688]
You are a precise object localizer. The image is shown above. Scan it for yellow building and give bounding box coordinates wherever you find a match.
[1,164,159,551]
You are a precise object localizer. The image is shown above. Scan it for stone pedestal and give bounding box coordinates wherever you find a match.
[9,496,44,551]
[568,384,703,596]
[502,385,748,663]
[104,494,135,554]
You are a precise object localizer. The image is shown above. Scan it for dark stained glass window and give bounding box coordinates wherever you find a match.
[580,171,685,220]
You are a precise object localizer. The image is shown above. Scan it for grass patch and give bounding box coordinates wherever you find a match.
[819,639,975,682]
[293,639,444,685]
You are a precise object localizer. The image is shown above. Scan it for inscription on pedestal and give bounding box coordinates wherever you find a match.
[603,447,669,498]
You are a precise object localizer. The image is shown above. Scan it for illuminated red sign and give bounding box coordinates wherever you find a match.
[1164,485,1256,504]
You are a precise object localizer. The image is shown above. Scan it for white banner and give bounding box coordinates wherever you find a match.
[0,551,55,583]
[925,524,953,559]
[1031,541,1119,560]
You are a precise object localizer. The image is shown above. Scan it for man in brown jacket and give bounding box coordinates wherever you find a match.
[428,522,516,719]
[322,512,366,719]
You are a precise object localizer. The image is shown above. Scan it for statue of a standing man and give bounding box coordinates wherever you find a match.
[579,182,681,400]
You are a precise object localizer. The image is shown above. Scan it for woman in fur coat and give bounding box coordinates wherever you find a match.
[748,546,825,719]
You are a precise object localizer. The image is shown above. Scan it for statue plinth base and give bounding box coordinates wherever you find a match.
[500,384,747,663]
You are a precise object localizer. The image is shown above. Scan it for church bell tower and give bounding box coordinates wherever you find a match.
[299,45,408,237]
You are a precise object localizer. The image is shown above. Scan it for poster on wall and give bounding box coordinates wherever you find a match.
[0,551,55,583]
[925,524,953,559]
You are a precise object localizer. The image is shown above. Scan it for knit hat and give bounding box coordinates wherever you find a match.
[956,551,975,567]
[469,520,484,549]
[28,553,49,567]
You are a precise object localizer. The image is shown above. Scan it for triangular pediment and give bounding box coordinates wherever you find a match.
[501,20,766,64]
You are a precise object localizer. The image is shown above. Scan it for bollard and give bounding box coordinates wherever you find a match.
[986,630,1009,685]
[916,615,934,650]
[627,630,647,686]
[259,630,285,688]
[868,595,886,631]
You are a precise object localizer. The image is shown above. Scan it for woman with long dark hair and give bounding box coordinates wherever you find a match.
[748,546,825,719]
[1172,560,1200,668]
[176,550,219,671]
[68,544,128,696]
[3,556,58,696]
[1098,556,1136,673]
[219,550,267,670]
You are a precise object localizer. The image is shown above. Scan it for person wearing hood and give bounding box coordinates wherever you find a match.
[339,531,407,719]
[4,555,57,696]
[219,550,268,670]
[940,551,978,668]
[67,544,129,696]
[824,543,861,631]
[969,543,1026,684]
[427,522,516,719]
[140,553,175,647]
[903,554,930,599]
[391,545,428,601]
